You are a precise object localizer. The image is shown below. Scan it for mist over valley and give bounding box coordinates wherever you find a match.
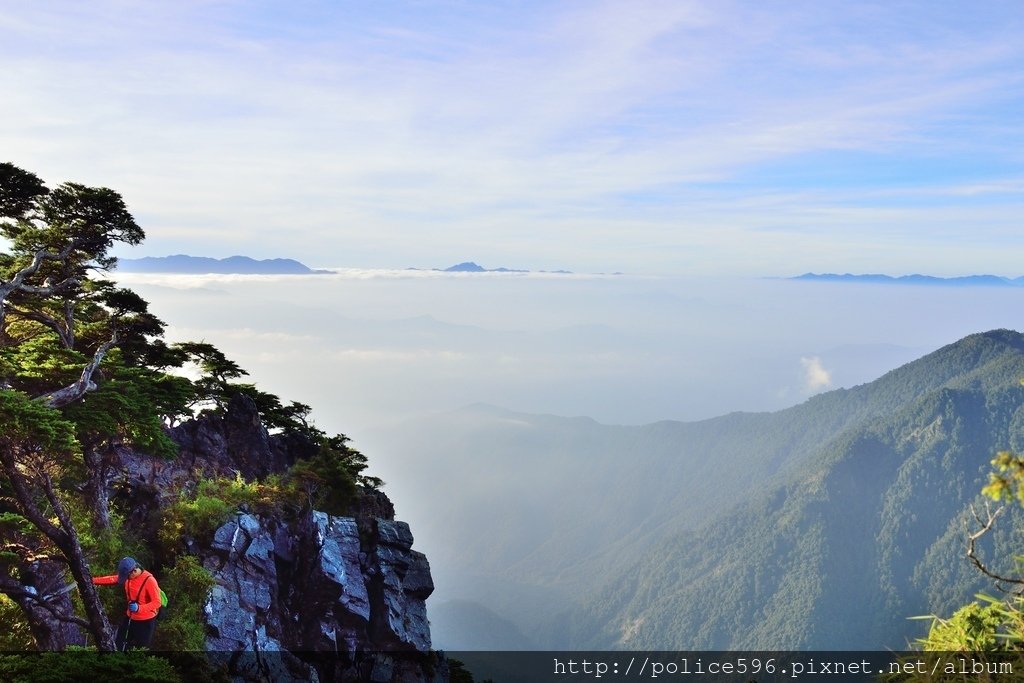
[115,268,1024,650]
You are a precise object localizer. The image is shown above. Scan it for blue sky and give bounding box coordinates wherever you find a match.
[3,1,1024,275]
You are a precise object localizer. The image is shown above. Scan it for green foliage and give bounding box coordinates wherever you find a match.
[0,595,36,650]
[230,384,317,435]
[159,497,231,553]
[168,342,321,436]
[170,342,246,414]
[0,336,87,395]
[0,336,181,458]
[160,444,383,554]
[60,353,178,458]
[0,389,79,455]
[0,163,47,218]
[151,556,215,652]
[0,513,36,539]
[72,505,150,618]
[0,162,382,654]
[545,332,1024,650]
[0,649,180,682]
[905,379,1024,654]
[158,474,288,554]
[172,342,246,385]
[903,411,1024,657]
[982,449,1024,504]
[285,434,382,515]
[2,180,142,272]
[75,512,146,572]
[914,594,1024,651]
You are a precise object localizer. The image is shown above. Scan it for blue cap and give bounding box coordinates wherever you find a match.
[116,557,138,584]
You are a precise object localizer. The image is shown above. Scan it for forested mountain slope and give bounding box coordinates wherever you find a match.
[370,330,1024,649]
[563,330,1024,649]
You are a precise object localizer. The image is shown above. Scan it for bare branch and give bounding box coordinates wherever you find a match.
[35,331,118,408]
[0,241,82,327]
[0,447,69,548]
[1,253,46,328]
[39,471,75,543]
[0,542,51,561]
[965,502,1024,592]
[0,244,76,295]
[5,304,74,349]
[0,576,90,629]
[16,277,79,296]
[63,298,75,348]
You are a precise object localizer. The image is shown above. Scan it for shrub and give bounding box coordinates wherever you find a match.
[285,435,382,516]
[150,555,215,652]
[158,473,287,555]
[914,593,1024,650]
[0,649,181,682]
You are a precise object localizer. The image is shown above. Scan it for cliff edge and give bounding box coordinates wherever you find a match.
[115,394,446,682]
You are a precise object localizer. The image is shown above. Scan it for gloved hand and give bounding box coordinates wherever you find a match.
[128,601,139,613]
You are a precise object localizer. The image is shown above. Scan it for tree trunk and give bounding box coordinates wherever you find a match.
[0,450,115,651]
[82,446,112,531]
[40,474,115,651]
[12,561,87,650]
[0,246,77,330]
[59,545,115,651]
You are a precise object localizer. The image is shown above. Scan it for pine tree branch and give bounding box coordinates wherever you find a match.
[0,242,81,328]
[0,448,70,549]
[35,331,118,408]
[4,305,73,348]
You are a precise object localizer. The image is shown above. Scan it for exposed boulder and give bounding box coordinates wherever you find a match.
[204,513,315,681]
[363,519,434,652]
[201,510,439,682]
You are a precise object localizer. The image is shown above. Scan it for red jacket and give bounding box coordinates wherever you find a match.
[93,569,161,621]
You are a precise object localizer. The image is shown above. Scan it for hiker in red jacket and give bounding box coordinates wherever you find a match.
[92,556,162,650]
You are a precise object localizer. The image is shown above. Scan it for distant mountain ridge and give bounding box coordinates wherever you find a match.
[408,261,573,274]
[118,254,329,274]
[794,272,1024,286]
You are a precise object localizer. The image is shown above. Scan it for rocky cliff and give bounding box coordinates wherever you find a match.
[114,394,447,682]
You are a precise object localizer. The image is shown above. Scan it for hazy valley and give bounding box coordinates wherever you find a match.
[369,330,1024,649]
[118,270,1024,651]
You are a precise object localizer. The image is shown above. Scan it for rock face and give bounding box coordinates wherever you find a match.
[115,395,445,682]
[201,510,439,681]
[169,393,315,481]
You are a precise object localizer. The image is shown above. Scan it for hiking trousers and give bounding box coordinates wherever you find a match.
[115,615,156,651]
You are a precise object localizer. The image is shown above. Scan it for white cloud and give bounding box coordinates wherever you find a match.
[3,2,1024,274]
[800,356,832,393]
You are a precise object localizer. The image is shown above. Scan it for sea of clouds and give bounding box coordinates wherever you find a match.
[113,269,1024,440]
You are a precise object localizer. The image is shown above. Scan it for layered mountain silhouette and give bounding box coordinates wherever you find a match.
[793,273,1024,286]
[117,254,328,274]
[407,261,572,273]
[368,330,1024,650]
